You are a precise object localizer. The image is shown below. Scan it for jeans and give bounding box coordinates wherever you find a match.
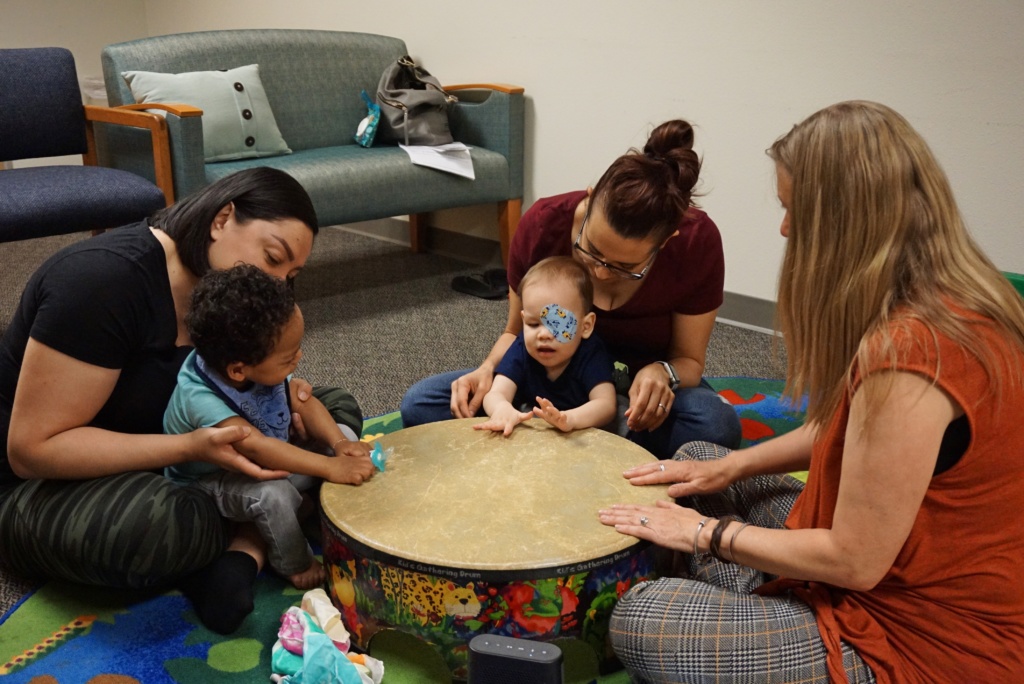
[193,472,318,576]
[400,369,742,458]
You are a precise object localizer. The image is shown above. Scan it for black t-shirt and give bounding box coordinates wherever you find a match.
[0,223,189,485]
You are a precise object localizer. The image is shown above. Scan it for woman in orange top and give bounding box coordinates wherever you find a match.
[599,101,1024,683]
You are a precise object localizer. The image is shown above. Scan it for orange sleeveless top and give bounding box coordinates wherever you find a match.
[761,314,1024,683]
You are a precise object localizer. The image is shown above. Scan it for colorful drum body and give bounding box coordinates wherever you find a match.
[320,419,669,680]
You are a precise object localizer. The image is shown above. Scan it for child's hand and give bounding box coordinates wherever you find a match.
[323,450,376,485]
[333,439,372,460]
[533,397,573,432]
[473,404,532,437]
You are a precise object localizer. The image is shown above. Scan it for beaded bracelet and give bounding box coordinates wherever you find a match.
[727,522,751,563]
[709,515,737,562]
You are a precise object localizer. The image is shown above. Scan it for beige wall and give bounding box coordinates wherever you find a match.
[2,0,146,85]
[6,1,1024,299]
[2,0,148,166]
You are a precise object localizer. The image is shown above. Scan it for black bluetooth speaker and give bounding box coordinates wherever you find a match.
[467,634,563,684]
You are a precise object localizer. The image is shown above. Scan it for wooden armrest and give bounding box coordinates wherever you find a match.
[83,105,175,205]
[116,102,204,118]
[85,105,167,128]
[444,83,525,95]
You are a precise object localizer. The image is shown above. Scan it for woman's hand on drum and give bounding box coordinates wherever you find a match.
[598,500,702,553]
[623,363,675,432]
[191,425,290,481]
[451,366,494,418]
[622,456,737,499]
[473,403,533,436]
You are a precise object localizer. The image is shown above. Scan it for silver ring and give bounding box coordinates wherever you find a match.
[657,403,666,411]
[639,516,649,527]
[659,464,665,472]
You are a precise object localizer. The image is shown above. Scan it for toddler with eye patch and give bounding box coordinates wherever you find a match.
[474,256,617,436]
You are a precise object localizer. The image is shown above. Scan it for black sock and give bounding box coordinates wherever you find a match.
[178,550,258,634]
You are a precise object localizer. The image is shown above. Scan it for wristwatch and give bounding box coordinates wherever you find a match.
[657,361,681,391]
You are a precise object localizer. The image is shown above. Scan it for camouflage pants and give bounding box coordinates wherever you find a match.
[0,471,227,588]
[0,385,363,588]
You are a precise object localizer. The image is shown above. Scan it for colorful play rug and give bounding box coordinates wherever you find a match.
[0,377,803,684]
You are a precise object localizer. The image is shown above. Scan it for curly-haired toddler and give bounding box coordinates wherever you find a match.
[164,264,375,590]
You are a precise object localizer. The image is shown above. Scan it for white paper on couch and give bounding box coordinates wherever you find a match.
[399,142,475,179]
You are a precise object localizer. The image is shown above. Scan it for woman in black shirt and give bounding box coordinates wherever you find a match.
[0,167,356,634]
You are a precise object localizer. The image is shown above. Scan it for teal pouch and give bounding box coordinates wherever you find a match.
[354,90,380,147]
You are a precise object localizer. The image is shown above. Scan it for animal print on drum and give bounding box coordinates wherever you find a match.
[380,567,482,625]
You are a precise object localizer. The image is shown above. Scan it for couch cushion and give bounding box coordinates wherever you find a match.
[103,30,410,152]
[122,64,291,162]
[205,146,511,226]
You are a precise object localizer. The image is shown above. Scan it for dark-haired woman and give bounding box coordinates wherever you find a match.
[0,167,361,634]
[402,120,741,457]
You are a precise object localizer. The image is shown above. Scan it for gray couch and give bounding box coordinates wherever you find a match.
[100,29,524,261]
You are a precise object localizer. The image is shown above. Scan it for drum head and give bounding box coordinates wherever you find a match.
[321,419,670,573]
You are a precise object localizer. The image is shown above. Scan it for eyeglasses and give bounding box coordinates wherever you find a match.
[573,214,659,280]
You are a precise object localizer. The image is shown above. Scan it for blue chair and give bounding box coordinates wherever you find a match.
[0,47,173,243]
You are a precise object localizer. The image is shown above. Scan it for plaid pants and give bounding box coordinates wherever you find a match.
[609,441,876,684]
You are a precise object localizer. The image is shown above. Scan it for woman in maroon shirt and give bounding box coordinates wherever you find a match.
[402,120,741,457]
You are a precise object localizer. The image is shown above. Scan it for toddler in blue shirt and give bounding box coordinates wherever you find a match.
[474,256,616,436]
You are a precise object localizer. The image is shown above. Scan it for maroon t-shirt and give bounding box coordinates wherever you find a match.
[508,191,725,378]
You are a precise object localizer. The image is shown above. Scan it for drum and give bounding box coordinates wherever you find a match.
[320,418,669,680]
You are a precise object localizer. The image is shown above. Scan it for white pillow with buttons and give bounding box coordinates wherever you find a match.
[122,64,291,163]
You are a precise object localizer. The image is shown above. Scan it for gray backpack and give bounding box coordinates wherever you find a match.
[376,56,457,146]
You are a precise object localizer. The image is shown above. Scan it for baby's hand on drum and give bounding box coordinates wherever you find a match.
[333,439,372,460]
[323,451,375,485]
[473,404,532,436]
[532,397,572,432]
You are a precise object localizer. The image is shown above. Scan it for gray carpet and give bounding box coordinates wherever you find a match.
[0,225,786,618]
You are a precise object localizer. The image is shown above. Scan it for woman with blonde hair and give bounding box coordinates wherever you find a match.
[598,101,1024,682]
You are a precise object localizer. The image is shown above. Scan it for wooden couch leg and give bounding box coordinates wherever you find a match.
[498,198,522,267]
[409,213,428,253]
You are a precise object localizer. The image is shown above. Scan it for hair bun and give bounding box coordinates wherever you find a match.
[643,120,701,197]
[591,119,702,242]
[644,119,695,156]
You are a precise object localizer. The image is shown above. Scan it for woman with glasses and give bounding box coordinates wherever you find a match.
[401,120,741,457]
